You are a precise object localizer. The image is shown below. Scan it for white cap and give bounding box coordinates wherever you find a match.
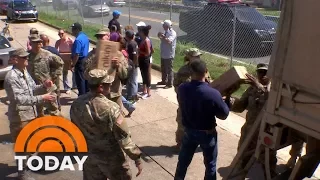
[161,19,172,26]
[136,21,146,27]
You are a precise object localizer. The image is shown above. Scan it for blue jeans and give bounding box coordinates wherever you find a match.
[63,70,71,90]
[121,96,135,112]
[74,60,88,96]
[72,71,77,89]
[126,67,138,99]
[175,128,218,180]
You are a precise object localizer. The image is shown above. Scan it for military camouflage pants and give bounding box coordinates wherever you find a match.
[237,122,277,169]
[35,78,61,117]
[83,152,132,180]
[10,120,35,169]
[175,107,184,146]
[110,96,124,115]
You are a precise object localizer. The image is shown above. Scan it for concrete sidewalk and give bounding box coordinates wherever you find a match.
[0,17,318,179]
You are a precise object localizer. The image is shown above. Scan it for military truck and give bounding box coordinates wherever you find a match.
[226,0,320,179]
[179,0,277,55]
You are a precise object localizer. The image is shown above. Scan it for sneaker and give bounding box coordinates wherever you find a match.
[141,94,148,99]
[65,90,71,95]
[126,107,136,117]
[157,81,166,85]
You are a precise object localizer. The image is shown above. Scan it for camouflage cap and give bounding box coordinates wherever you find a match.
[10,48,29,57]
[29,28,38,34]
[29,34,43,42]
[257,63,268,70]
[186,48,202,57]
[86,69,115,85]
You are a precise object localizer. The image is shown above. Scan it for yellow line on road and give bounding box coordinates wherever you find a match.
[121,13,179,26]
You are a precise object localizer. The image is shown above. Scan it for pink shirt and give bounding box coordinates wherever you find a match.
[27,40,32,51]
[55,37,73,53]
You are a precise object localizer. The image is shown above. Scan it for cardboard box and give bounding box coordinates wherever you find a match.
[210,66,248,96]
[95,40,120,70]
[60,52,72,70]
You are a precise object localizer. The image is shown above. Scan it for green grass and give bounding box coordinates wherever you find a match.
[38,12,256,98]
[256,8,281,16]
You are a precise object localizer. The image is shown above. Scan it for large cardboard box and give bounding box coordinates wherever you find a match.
[60,52,72,70]
[95,40,120,70]
[210,66,248,96]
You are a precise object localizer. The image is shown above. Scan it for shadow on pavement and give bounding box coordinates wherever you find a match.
[0,96,9,106]
[0,163,18,179]
[0,133,13,143]
[139,145,202,159]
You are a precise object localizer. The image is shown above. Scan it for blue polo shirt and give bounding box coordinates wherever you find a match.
[178,80,230,130]
[72,32,89,60]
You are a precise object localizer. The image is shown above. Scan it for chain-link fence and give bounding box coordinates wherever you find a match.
[33,0,280,65]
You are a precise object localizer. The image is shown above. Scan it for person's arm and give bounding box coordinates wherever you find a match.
[145,39,151,56]
[230,87,251,113]
[72,40,81,66]
[129,43,138,66]
[68,38,74,51]
[27,40,32,51]
[164,30,176,44]
[6,79,44,106]
[55,39,60,49]
[212,90,230,120]
[116,54,128,80]
[111,105,142,163]
[49,54,64,79]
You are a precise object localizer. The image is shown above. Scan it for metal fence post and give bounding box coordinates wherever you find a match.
[101,0,104,27]
[230,6,236,68]
[169,0,172,20]
[67,1,70,20]
[129,0,131,25]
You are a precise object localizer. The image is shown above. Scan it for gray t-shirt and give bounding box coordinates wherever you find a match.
[160,28,177,59]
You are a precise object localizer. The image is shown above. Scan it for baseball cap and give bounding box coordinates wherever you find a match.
[125,30,135,37]
[161,19,172,26]
[29,34,42,42]
[86,69,115,85]
[70,22,82,31]
[257,63,268,70]
[10,48,29,57]
[136,21,146,27]
[112,10,121,16]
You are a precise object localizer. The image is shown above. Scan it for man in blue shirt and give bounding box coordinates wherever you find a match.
[70,22,89,96]
[174,60,230,180]
[40,34,60,56]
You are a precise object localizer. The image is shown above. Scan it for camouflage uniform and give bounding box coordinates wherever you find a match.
[27,35,64,117]
[4,48,46,142]
[173,48,212,146]
[83,49,128,110]
[230,63,277,170]
[70,69,142,180]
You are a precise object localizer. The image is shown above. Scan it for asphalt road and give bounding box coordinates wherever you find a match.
[36,3,271,64]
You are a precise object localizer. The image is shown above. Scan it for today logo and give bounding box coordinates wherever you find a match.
[14,116,88,171]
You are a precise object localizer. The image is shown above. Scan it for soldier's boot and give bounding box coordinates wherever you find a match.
[287,141,304,168]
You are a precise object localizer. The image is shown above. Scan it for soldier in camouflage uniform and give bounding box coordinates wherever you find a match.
[27,34,64,117]
[173,48,212,148]
[227,63,278,175]
[70,69,143,180]
[83,29,128,110]
[4,48,56,180]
